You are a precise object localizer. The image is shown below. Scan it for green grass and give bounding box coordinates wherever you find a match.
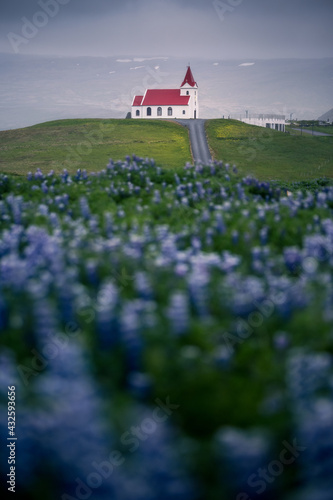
[287,124,333,136]
[206,119,333,181]
[311,125,333,134]
[2,117,333,182]
[0,118,192,175]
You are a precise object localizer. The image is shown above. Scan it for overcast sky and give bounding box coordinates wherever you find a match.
[0,0,332,59]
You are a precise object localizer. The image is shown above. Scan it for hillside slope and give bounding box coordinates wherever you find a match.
[1,118,333,181]
[206,119,333,181]
[0,119,192,175]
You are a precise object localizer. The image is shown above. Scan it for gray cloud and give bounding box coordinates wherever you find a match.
[0,0,332,58]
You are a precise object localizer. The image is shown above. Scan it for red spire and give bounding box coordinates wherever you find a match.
[181,66,197,87]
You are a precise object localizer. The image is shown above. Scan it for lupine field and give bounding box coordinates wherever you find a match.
[1,156,333,500]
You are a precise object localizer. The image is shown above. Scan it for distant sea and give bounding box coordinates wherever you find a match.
[0,53,332,131]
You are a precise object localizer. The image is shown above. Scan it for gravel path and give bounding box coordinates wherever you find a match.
[176,119,212,164]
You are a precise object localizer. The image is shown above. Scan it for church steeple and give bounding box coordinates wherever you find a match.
[180,66,197,88]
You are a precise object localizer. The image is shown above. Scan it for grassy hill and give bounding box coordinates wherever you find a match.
[1,118,333,182]
[0,119,192,175]
[206,119,333,181]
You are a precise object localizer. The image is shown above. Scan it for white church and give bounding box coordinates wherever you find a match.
[131,66,199,120]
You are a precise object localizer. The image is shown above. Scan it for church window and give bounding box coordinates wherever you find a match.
[183,110,186,115]
[157,107,162,116]
[147,107,152,116]
[136,110,140,116]
[186,91,189,95]
[168,107,172,116]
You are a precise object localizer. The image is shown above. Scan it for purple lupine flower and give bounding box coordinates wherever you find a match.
[195,181,204,198]
[213,345,233,369]
[220,251,241,273]
[0,253,30,290]
[167,291,189,335]
[6,194,23,224]
[135,271,153,300]
[206,227,214,246]
[259,226,269,245]
[287,350,333,497]
[153,190,161,204]
[296,399,333,498]
[60,169,69,183]
[0,293,9,330]
[88,215,99,234]
[214,426,271,494]
[126,371,152,399]
[190,236,201,253]
[32,298,59,344]
[273,331,290,350]
[104,212,113,238]
[283,246,302,273]
[303,235,331,262]
[287,350,332,412]
[215,213,226,234]
[316,191,327,208]
[16,339,120,497]
[85,258,99,286]
[188,264,209,317]
[231,230,239,245]
[96,281,119,348]
[38,204,49,216]
[126,408,198,500]
[120,301,143,372]
[195,162,203,174]
[201,210,210,223]
[79,196,91,220]
[34,168,44,180]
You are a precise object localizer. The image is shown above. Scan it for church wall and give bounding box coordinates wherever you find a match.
[132,105,192,119]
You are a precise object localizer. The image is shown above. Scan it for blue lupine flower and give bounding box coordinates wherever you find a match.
[214,426,271,494]
[167,291,189,335]
[120,301,143,372]
[79,196,91,219]
[153,190,161,204]
[220,251,241,273]
[259,226,269,245]
[34,168,44,180]
[16,340,119,496]
[213,345,233,369]
[127,409,198,500]
[215,213,226,234]
[231,230,239,245]
[273,331,290,350]
[127,371,152,399]
[135,271,153,300]
[284,246,302,273]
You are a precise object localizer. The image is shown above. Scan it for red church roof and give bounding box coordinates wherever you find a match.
[140,89,190,106]
[132,95,144,106]
[181,66,197,87]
